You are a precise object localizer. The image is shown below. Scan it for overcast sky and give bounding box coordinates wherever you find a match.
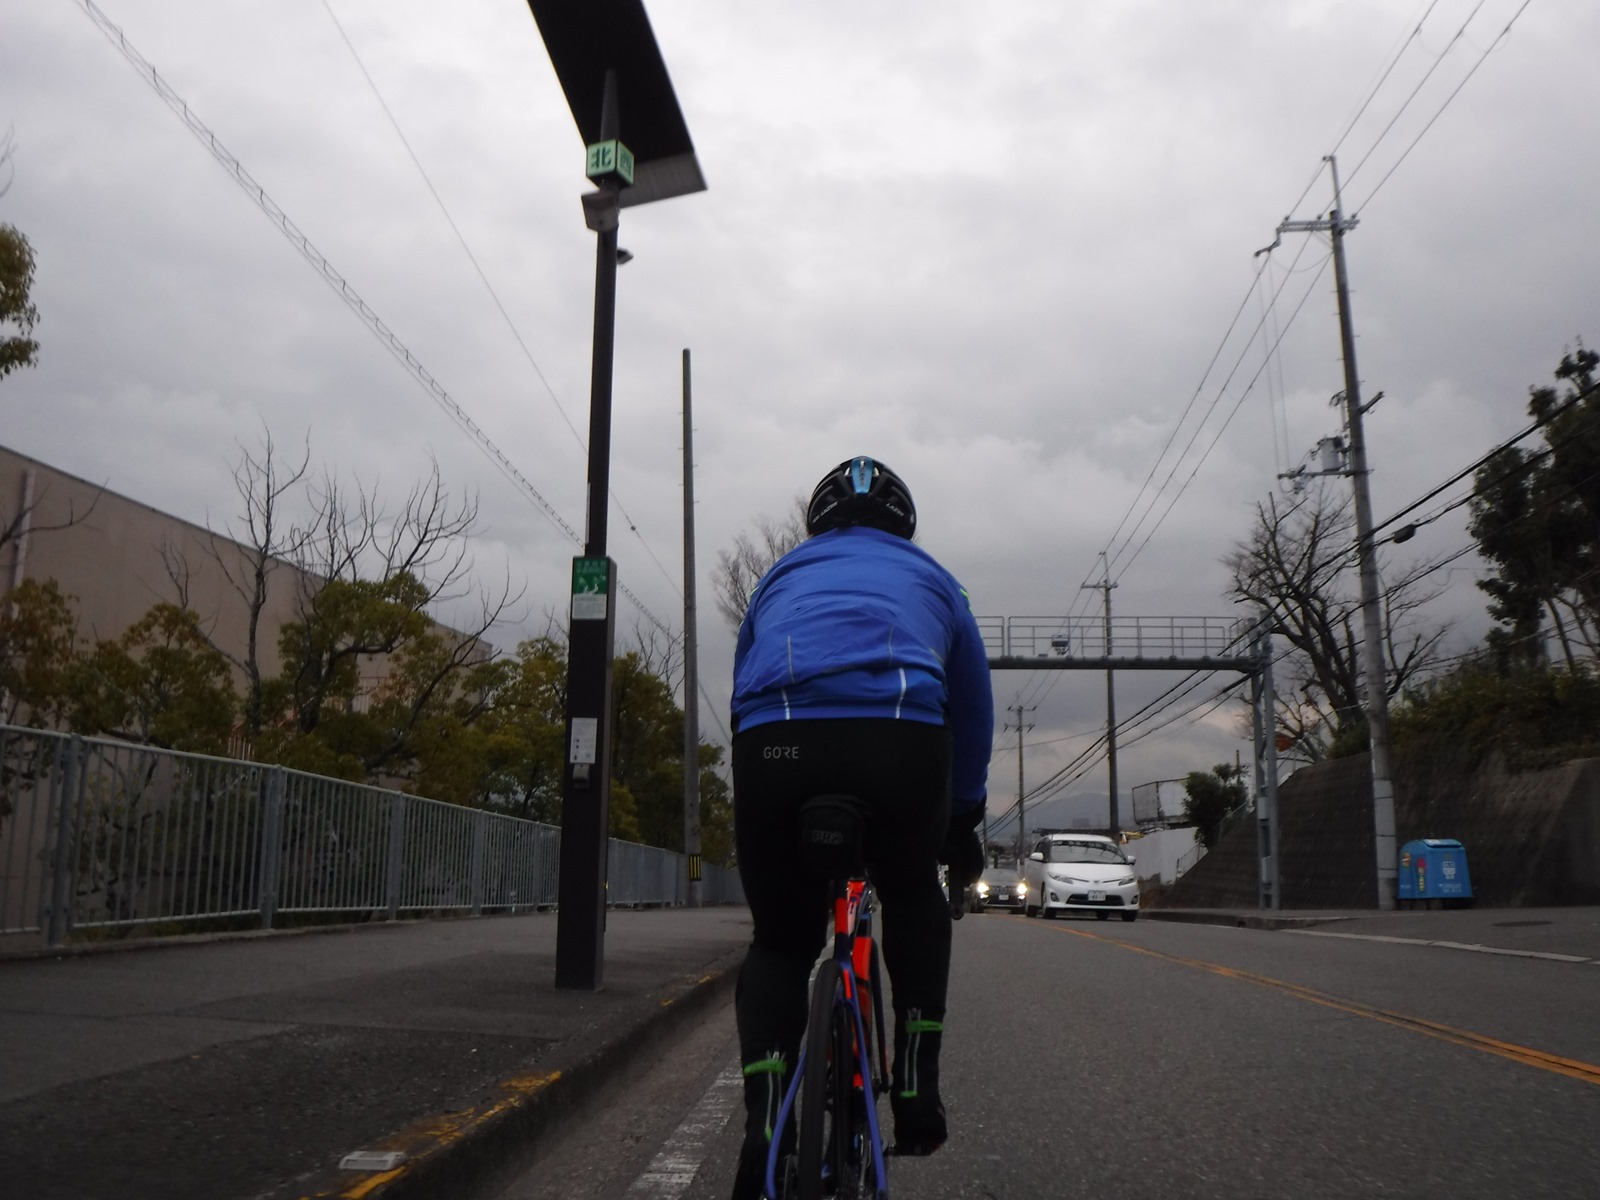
[4,0,1596,823]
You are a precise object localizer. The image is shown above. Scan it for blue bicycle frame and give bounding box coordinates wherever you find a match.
[765,876,890,1200]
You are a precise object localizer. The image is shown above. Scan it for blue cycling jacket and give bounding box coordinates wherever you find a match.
[731,526,994,810]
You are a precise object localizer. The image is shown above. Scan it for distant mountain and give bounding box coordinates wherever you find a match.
[987,791,1115,842]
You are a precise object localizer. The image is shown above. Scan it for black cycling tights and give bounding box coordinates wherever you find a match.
[731,718,953,1070]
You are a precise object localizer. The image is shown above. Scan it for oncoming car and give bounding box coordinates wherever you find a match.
[970,867,1027,913]
[1021,834,1139,922]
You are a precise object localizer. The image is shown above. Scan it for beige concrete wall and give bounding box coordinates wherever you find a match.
[3,443,308,679]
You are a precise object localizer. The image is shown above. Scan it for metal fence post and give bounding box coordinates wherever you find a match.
[470,810,487,916]
[45,735,83,948]
[385,794,405,921]
[257,767,286,929]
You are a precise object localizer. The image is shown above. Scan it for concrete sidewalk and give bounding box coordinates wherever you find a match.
[0,907,753,1200]
[1144,903,1600,963]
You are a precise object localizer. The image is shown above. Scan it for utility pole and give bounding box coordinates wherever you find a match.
[1250,613,1281,910]
[1270,154,1397,909]
[1005,705,1035,862]
[1082,555,1120,841]
[681,349,702,908]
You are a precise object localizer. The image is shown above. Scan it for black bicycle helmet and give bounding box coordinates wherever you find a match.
[805,455,917,539]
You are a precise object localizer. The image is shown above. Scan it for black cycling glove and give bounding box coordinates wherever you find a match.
[939,802,986,889]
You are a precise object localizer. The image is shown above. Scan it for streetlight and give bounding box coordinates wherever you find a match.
[524,0,706,990]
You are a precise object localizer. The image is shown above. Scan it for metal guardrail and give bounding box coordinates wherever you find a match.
[0,725,743,945]
[1175,842,1207,878]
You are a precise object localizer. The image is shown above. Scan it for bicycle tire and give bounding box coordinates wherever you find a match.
[831,985,867,1199]
[795,959,842,1200]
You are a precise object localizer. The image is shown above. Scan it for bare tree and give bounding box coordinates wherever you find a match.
[629,620,683,694]
[1226,484,1452,762]
[298,460,478,595]
[164,429,313,739]
[712,495,808,631]
[279,459,521,755]
[2,478,102,578]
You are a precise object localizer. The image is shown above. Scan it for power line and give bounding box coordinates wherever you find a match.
[1328,0,1444,164]
[1074,0,1534,627]
[315,0,687,607]
[1065,386,1598,786]
[997,666,1225,820]
[72,0,684,646]
[1305,379,1598,585]
[1354,0,1535,213]
[1010,4,1511,721]
[1343,0,1491,190]
[1114,255,1334,579]
[1089,239,1331,605]
[1010,243,1328,716]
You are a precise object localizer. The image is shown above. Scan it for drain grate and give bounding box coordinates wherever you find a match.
[1492,920,1553,928]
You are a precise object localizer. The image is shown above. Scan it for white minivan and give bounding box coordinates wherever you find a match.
[1022,833,1139,922]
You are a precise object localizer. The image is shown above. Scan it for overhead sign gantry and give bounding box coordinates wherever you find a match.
[980,613,1282,910]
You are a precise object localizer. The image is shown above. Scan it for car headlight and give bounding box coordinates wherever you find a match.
[1114,876,1135,886]
[976,882,989,895]
[1046,869,1077,883]
[1016,881,1027,894]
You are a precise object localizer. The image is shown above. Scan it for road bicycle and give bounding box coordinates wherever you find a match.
[764,795,890,1200]
[764,797,970,1200]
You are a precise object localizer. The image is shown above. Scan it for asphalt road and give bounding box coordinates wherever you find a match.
[497,910,1600,1200]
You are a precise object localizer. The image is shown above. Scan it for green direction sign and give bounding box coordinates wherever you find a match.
[585,139,635,186]
[571,556,610,621]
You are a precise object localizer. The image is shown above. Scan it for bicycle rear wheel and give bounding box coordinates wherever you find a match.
[830,986,873,1200]
[796,960,843,1200]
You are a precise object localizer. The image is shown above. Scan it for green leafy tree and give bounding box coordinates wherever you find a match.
[254,572,503,782]
[0,222,39,381]
[68,603,237,753]
[463,637,734,859]
[1391,658,1600,770]
[471,635,568,822]
[693,742,735,866]
[277,574,431,733]
[1181,763,1247,849]
[611,651,687,847]
[1469,345,1600,669]
[0,578,79,728]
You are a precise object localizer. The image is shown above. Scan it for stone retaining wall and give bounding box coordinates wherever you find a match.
[1156,753,1600,909]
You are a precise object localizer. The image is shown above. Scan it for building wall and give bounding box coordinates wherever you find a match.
[1125,824,1201,886]
[3,443,311,681]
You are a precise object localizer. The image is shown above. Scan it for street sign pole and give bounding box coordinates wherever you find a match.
[524,0,707,989]
[556,555,617,989]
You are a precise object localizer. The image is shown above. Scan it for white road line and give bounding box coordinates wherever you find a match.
[624,1061,744,1199]
[1288,928,1594,963]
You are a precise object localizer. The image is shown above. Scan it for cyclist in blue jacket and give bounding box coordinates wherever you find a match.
[729,456,993,1200]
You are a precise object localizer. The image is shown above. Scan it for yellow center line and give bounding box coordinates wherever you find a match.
[1045,924,1600,1087]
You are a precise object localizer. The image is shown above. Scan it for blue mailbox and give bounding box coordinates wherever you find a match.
[1398,838,1473,907]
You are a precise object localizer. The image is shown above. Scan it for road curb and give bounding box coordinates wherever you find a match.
[291,948,743,1200]
[0,918,411,964]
